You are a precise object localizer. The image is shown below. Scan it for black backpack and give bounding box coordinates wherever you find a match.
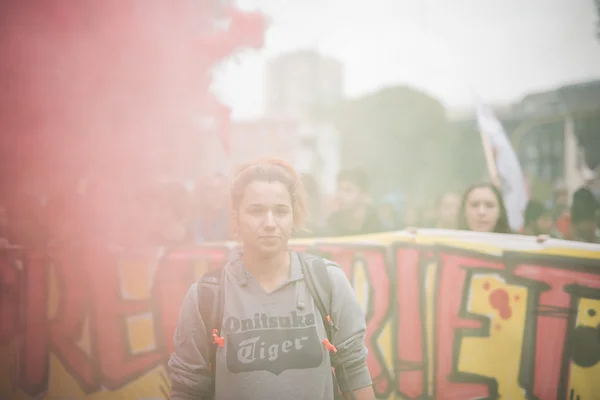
[196,252,344,399]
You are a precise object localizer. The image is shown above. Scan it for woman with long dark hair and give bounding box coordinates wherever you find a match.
[457,183,511,234]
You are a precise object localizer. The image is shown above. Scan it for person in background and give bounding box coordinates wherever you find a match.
[0,204,10,247]
[325,168,384,237]
[133,181,192,247]
[4,193,48,247]
[434,191,461,230]
[522,200,561,238]
[419,202,437,228]
[569,187,599,243]
[293,173,324,237]
[159,181,194,245]
[120,183,167,247]
[401,202,421,229]
[42,194,70,246]
[192,172,231,243]
[552,181,571,238]
[552,181,570,218]
[457,183,511,234]
[589,175,600,203]
[376,193,403,232]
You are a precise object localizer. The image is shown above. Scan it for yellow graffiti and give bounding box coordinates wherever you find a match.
[0,259,168,400]
[127,313,157,354]
[425,260,437,397]
[351,254,395,400]
[459,274,528,399]
[569,298,600,399]
[2,231,600,400]
[352,256,369,314]
[377,320,396,400]
[46,356,169,400]
[119,258,153,300]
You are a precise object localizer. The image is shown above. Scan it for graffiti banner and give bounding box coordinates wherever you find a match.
[1,229,599,399]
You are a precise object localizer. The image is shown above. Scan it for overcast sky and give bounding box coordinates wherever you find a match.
[212,0,600,120]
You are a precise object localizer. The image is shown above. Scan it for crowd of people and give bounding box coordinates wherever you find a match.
[300,168,599,243]
[0,166,599,249]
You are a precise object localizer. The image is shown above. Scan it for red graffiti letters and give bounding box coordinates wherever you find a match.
[394,244,426,399]
[0,250,20,344]
[508,253,600,400]
[315,244,393,397]
[19,251,49,396]
[434,248,506,399]
[153,246,230,355]
[3,237,600,400]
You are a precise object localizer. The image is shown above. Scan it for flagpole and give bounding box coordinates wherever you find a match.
[471,93,501,187]
[479,127,501,187]
[564,115,580,198]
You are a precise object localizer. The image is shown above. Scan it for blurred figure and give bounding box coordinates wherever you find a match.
[377,193,403,232]
[458,183,511,234]
[552,181,571,238]
[325,168,384,236]
[402,202,421,228]
[0,204,8,243]
[435,191,461,230]
[78,177,123,244]
[113,182,171,247]
[5,193,47,247]
[590,176,600,203]
[569,187,599,243]
[419,202,437,228]
[293,173,324,237]
[522,200,561,238]
[192,172,231,243]
[158,181,194,245]
[165,182,195,226]
[42,194,69,246]
[552,181,570,218]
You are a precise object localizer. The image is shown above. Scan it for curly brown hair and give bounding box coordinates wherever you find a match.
[230,157,309,231]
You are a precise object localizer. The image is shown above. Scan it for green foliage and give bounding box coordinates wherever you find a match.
[333,86,482,200]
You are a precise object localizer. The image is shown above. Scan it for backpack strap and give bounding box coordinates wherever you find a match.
[197,267,226,377]
[298,252,337,341]
[298,252,345,400]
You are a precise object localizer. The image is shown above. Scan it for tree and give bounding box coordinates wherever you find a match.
[333,86,452,199]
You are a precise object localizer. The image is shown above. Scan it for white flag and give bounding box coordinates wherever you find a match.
[563,117,586,198]
[475,98,529,231]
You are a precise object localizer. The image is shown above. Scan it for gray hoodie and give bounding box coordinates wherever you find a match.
[168,250,372,400]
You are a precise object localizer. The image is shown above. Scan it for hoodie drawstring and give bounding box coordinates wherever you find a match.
[212,329,224,347]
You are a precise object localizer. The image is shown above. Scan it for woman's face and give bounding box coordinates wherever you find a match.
[465,187,501,233]
[236,180,294,256]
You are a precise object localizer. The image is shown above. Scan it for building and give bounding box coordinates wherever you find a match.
[511,80,600,194]
[446,80,600,199]
[265,50,344,195]
[266,50,343,120]
[293,120,341,197]
[229,117,299,167]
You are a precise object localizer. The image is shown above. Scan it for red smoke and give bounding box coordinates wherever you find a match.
[0,0,265,197]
